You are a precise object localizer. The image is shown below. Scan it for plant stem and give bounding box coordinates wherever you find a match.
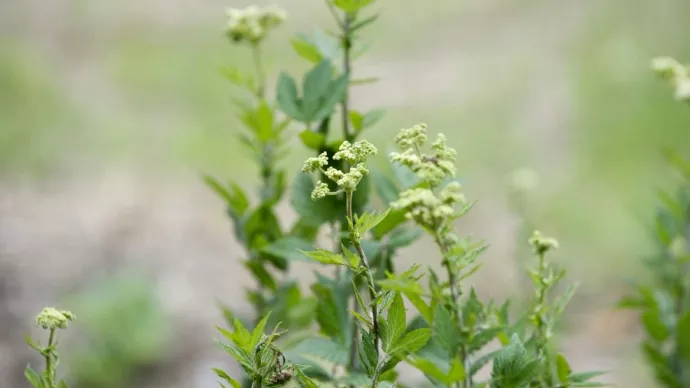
[251,379,262,388]
[45,328,56,386]
[251,44,266,99]
[340,13,353,141]
[434,235,472,388]
[346,191,380,357]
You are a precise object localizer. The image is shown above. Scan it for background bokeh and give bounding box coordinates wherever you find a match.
[2,0,690,386]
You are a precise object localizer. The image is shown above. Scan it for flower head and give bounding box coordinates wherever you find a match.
[225,5,287,44]
[394,123,427,149]
[333,140,378,164]
[302,152,329,173]
[36,307,75,330]
[311,181,330,200]
[529,230,559,255]
[390,124,458,186]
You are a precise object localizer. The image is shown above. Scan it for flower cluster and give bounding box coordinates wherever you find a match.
[651,56,690,103]
[225,5,287,44]
[35,307,75,330]
[528,230,559,255]
[390,123,457,186]
[392,182,466,229]
[302,140,377,199]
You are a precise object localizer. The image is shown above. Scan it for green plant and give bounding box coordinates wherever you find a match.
[24,307,76,388]
[209,2,604,388]
[618,56,690,388]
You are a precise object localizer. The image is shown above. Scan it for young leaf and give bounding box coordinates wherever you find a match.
[556,353,572,383]
[212,368,242,388]
[388,328,431,355]
[312,74,349,123]
[290,37,322,63]
[355,209,391,235]
[251,313,271,349]
[301,249,347,266]
[350,13,380,32]
[299,129,326,150]
[333,0,374,12]
[360,331,378,375]
[24,367,43,388]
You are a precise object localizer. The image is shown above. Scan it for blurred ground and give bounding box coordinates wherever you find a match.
[2,0,690,386]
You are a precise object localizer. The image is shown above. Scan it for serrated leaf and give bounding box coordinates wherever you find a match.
[389,328,431,355]
[276,72,303,121]
[384,292,406,351]
[216,340,253,371]
[371,208,407,238]
[354,209,391,235]
[343,245,361,268]
[295,366,320,388]
[286,337,350,365]
[433,305,457,354]
[360,330,378,375]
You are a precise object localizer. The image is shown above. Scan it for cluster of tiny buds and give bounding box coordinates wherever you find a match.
[302,140,378,199]
[390,123,457,186]
[528,230,559,256]
[391,182,466,229]
[651,56,690,103]
[225,5,287,45]
[35,307,75,330]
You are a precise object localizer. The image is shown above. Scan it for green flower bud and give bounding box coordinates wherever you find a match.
[35,307,75,330]
[311,181,330,200]
[302,152,329,173]
[333,140,378,164]
[529,230,559,255]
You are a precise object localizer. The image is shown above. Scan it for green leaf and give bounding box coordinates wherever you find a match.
[350,13,380,32]
[302,60,334,120]
[285,337,350,365]
[251,313,271,349]
[350,76,381,86]
[301,249,347,265]
[433,305,457,354]
[312,74,349,122]
[677,311,690,364]
[406,356,449,382]
[244,259,277,291]
[642,309,670,341]
[216,340,253,371]
[447,356,467,383]
[276,72,303,121]
[343,245,361,268]
[299,129,326,150]
[261,237,313,262]
[290,37,322,63]
[388,227,423,249]
[384,292,407,351]
[362,109,385,130]
[360,330,378,375]
[371,208,407,239]
[295,366,320,388]
[556,353,572,383]
[354,209,391,235]
[255,100,275,141]
[333,0,374,12]
[212,368,242,388]
[389,328,431,355]
[290,172,341,227]
[370,168,399,205]
[350,110,364,132]
[24,366,43,388]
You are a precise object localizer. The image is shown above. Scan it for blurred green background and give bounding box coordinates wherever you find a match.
[1,0,690,387]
